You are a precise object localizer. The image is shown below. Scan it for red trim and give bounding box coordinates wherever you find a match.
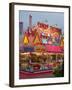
[19,70,53,79]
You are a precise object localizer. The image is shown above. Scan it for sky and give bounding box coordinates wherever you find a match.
[19,10,64,32]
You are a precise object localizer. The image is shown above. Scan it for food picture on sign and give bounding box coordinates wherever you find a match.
[19,11,64,79]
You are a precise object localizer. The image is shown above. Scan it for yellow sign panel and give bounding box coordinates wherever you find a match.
[23,34,29,45]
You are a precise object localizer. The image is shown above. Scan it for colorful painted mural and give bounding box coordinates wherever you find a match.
[19,11,64,79]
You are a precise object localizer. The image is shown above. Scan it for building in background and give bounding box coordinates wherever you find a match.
[19,22,23,35]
